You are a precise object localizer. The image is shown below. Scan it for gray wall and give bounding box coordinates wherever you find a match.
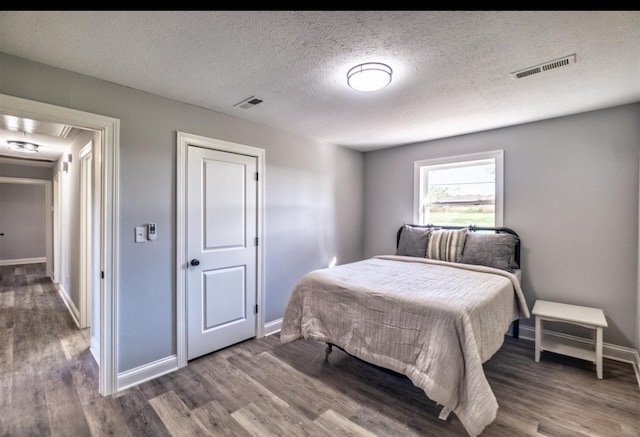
[0,183,46,261]
[0,53,364,371]
[0,163,52,180]
[363,104,639,348]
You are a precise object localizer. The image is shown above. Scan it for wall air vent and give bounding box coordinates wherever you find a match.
[511,54,576,79]
[233,96,264,109]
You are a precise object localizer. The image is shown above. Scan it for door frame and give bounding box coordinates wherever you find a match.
[0,176,52,275]
[176,131,265,368]
[0,93,120,396]
[53,172,61,283]
[79,141,93,329]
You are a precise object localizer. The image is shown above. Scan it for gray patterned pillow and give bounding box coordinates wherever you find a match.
[396,226,432,258]
[459,232,518,271]
[426,228,468,262]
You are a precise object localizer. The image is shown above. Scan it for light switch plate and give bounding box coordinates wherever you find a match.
[135,226,147,243]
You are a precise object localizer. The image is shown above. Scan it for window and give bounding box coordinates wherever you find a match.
[414,150,503,227]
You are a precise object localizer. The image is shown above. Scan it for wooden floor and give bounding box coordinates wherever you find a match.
[0,263,638,436]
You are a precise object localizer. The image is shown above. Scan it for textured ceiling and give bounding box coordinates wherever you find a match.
[0,11,638,151]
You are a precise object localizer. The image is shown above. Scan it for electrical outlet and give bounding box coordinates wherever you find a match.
[135,227,147,243]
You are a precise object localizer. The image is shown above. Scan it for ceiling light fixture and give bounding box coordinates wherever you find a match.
[7,140,40,153]
[347,62,393,92]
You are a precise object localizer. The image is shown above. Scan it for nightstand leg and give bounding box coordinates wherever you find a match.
[596,327,603,379]
[535,316,541,362]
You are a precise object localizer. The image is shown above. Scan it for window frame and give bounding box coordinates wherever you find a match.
[413,150,504,227]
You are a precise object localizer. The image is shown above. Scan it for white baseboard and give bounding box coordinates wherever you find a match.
[117,318,281,393]
[264,318,282,336]
[117,317,281,393]
[0,257,46,266]
[58,285,80,328]
[520,325,640,387]
[90,334,100,366]
[633,350,640,390]
[117,355,178,392]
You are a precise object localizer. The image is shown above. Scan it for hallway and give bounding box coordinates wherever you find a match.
[0,263,98,435]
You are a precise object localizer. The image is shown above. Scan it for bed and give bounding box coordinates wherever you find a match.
[280,224,530,436]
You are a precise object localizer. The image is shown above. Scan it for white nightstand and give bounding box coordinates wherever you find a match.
[532,300,608,379]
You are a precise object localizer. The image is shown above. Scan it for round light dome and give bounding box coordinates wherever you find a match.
[347,62,393,92]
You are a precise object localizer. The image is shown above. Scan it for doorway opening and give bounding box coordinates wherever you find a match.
[0,93,119,395]
[0,177,51,271]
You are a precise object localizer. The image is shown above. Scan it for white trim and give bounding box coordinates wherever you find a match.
[1,93,120,396]
[264,318,282,336]
[117,355,178,391]
[0,177,52,277]
[176,135,187,368]
[633,350,640,389]
[53,173,61,283]
[79,142,92,158]
[45,181,53,278]
[58,284,80,328]
[520,324,640,385]
[78,142,93,329]
[637,144,640,387]
[413,150,504,226]
[0,257,46,266]
[90,335,100,366]
[176,131,266,369]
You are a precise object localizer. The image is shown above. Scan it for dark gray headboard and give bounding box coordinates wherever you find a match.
[396,224,521,266]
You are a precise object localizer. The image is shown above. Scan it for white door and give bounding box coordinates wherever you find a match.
[187,146,258,360]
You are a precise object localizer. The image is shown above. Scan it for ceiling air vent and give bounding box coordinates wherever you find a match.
[233,96,264,109]
[59,125,73,138]
[511,54,576,79]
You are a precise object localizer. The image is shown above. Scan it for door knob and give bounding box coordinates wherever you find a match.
[190,259,200,267]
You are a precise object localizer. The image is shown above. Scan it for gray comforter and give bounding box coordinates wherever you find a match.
[280,255,530,436]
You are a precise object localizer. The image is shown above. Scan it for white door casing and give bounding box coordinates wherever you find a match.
[176,132,265,367]
[90,135,102,365]
[0,93,120,396]
[53,173,61,283]
[79,142,93,329]
[186,147,257,359]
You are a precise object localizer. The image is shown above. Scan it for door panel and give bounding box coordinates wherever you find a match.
[203,159,246,249]
[187,146,257,360]
[203,266,246,330]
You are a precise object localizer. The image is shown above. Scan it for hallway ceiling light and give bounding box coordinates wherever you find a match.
[347,62,393,92]
[7,140,40,153]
